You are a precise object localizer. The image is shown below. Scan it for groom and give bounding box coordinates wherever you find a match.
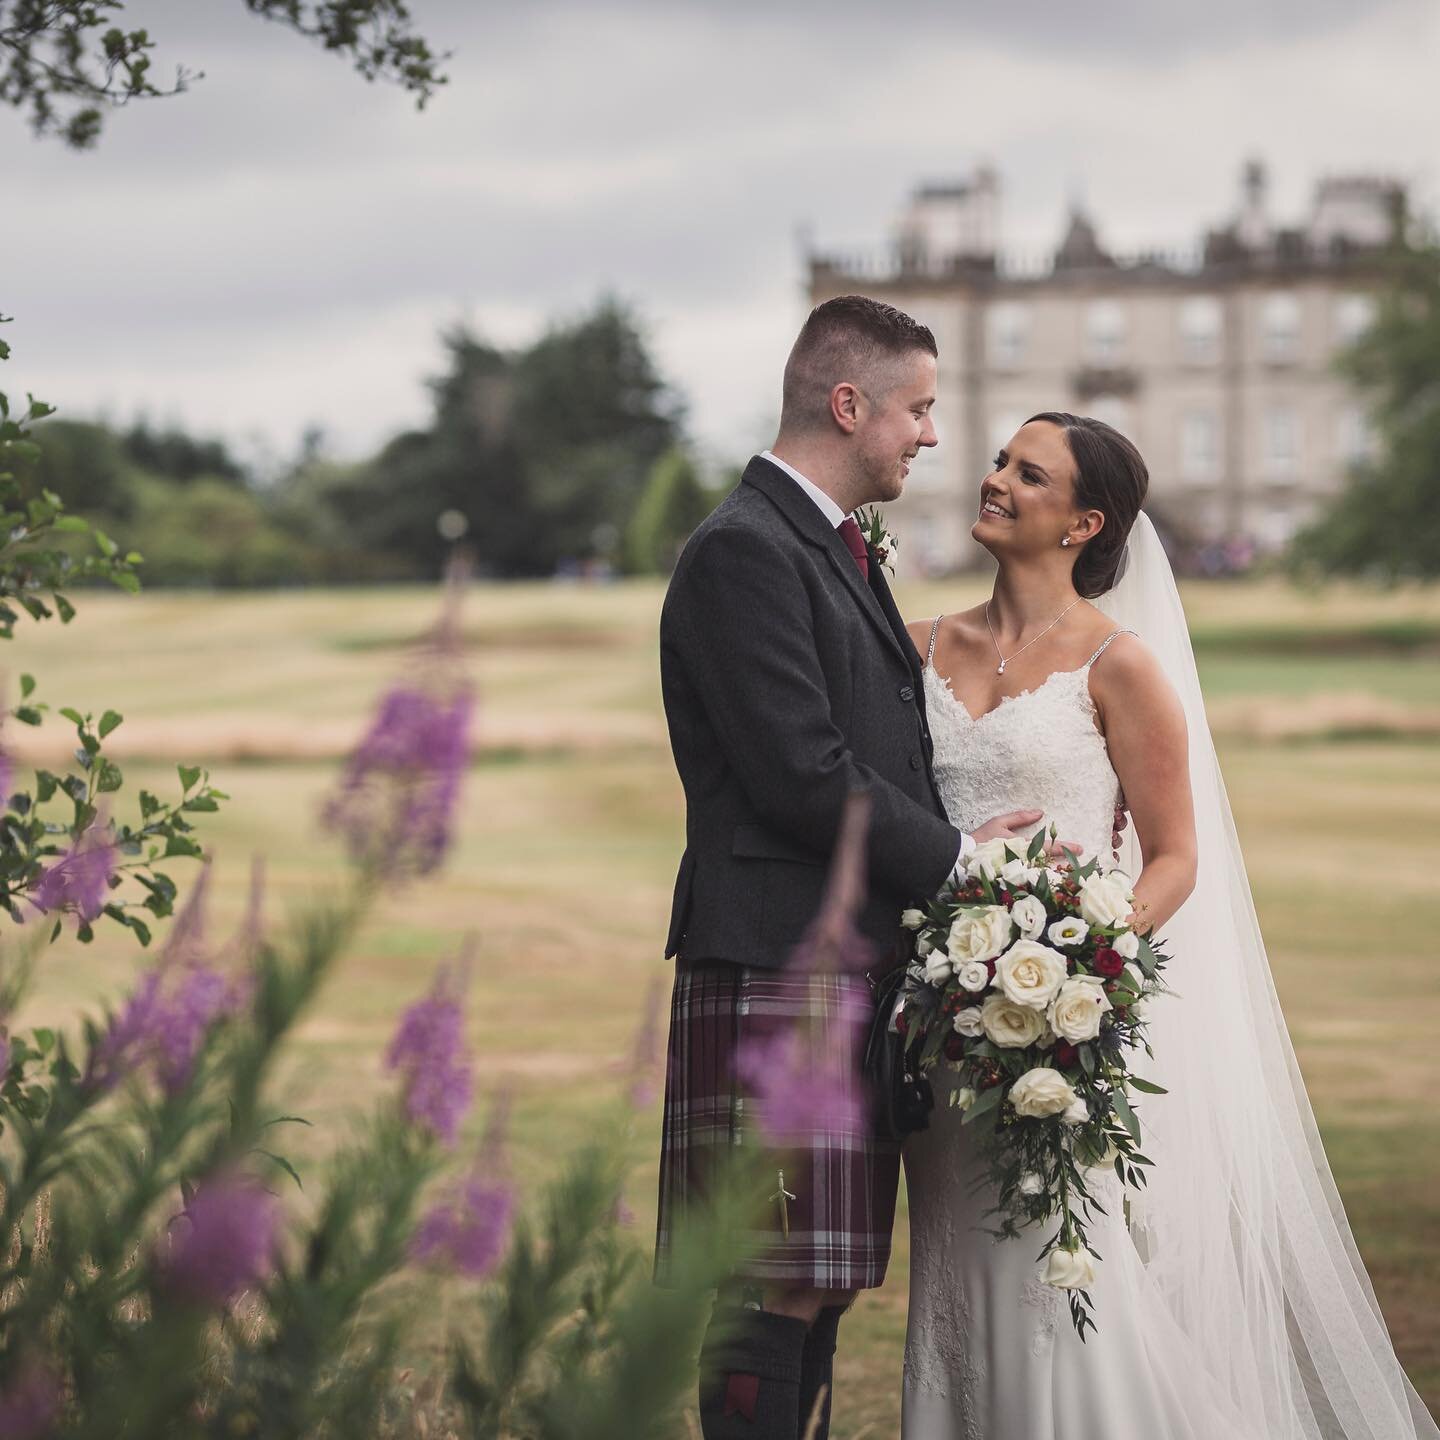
[654,295,1046,1439]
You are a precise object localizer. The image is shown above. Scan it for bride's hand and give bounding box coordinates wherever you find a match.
[972,810,1083,863]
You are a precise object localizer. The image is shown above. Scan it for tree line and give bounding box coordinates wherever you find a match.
[22,299,727,585]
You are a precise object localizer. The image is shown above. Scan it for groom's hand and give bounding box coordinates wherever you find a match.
[972,809,1083,862]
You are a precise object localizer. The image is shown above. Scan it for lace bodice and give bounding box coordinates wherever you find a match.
[923,623,1135,866]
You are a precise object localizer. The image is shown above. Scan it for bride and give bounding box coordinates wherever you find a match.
[900,413,1437,1440]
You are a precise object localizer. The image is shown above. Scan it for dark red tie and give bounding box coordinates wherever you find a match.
[838,517,869,581]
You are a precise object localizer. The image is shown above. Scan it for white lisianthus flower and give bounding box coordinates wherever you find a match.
[1048,916,1089,948]
[956,959,991,993]
[1042,1244,1097,1291]
[953,1086,977,1112]
[948,905,1014,966]
[953,1006,985,1038]
[1061,1096,1089,1126]
[1019,1173,1045,1196]
[1010,894,1048,941]
[980,994,1048,1049]
[1079,870,1134,928]
[901,908,927,930]
[995,939,1070,1011]
[1000,857,1042,891]
[923,949,954,986]
[1008,1067,1078,1118]
[1048,976,1113,1042]
[1114,929,1140,960]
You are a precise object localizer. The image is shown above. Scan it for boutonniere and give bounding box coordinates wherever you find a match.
[855,506,899,575]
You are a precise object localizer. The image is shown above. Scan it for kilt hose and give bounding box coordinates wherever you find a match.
[653,958,900,1292]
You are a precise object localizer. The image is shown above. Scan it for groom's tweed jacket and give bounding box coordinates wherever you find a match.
[660,455,962,970]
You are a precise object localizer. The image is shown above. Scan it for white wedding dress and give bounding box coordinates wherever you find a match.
[902,627,1236,1440]
[900,514,1438,1440]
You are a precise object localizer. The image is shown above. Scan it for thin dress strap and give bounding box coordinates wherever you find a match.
[1084,628,1137,668]
[926,615,943,667]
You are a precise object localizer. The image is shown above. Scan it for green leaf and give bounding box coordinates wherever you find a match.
[51,516,91,534]
[19,674,35,699]
[1111,1089,1141,1143]
[14,707,42,727]
[1128,1076,1168,1095]
[93,529,118,559]
[965,1084,1005,1125]
[98,710,123,738]
[111,573,141,595]
[162,835,203,859]
[177,764,201,792]
[59,707,85,728]
[54,594,75,624]
[254,1148,304,1191]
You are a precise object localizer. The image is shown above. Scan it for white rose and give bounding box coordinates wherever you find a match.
[1019,1172,1045,1196]
[994,939,1069,1011]
[916,932,935,958]
[1008,1067,1078,1118]
[967,838,1013,880]
[1048,976,1114,1043]
[1000,856,1042,891]
[952,1006,985,1037]
[1114,929,1140,960]
[948,906,1014,966]
[901,908,927,930]
[1010,894,1048,941]
[1079,870,1134,929]
[1048,916,1089,948]
[956,960,990,993]
[1041,1244,1097,1291]
[980,994,1048,1049]
[953,1086,977,1112]
[923,949,954,986]
[1061,1096,1089,1126]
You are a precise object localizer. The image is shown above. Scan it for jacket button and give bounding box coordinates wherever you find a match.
[898,684,915,703]
[909,753,922,771]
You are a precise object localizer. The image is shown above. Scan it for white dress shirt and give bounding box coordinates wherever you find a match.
[756,451,975,874]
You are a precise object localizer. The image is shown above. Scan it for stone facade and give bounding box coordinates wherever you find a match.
[807,162,1405,573]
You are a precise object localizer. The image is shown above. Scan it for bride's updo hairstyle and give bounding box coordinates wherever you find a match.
[1027,411,1149,598]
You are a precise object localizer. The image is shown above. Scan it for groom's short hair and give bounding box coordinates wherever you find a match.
[781,295,937,432]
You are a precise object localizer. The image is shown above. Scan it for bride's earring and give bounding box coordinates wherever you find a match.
[1060,538,1071,548]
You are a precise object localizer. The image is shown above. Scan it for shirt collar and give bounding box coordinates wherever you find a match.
[760,450,850,530]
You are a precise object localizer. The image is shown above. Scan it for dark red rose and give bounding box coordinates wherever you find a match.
[985,959,998,981]
[1053,1040,1078,1068]
[1093,947,1124,978]
[998,889,1012,906]
[943,1031,967,1061]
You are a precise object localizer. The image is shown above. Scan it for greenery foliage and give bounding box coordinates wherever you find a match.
[0,0,445,147]
[623,447,718,575]
[1291,237,1440,581]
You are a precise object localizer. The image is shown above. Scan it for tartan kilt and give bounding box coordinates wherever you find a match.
[653,959,900,1292]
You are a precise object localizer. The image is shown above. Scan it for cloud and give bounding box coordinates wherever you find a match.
[3,0,1436,468]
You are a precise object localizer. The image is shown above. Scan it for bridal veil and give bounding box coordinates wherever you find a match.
[1099,512,1436,1440]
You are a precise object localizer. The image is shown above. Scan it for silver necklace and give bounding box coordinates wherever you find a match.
[984,597,1083,675]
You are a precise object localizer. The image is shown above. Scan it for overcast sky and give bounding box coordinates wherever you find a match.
[5,0,1437,473]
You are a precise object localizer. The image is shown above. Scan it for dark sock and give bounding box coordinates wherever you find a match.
[698,1304,808,1440]
[797,1304,843,1440]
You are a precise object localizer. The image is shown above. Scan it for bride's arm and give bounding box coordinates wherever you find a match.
[1090,636,1197,935]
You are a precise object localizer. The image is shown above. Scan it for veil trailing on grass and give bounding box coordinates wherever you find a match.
[1100,512,1436,1439]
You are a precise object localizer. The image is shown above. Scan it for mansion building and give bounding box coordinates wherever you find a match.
[807,162,1406,574]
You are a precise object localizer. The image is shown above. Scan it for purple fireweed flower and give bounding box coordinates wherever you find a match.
[32,822,117,923]
[411,1092,515,1278]
[0,1356,61,1439]
[386,964,473,1146]
[323,682,473,879]
[0,747,12,812]
[735,1018,865,1143]
[158,1173,279,1309]
[626,978,664,1109]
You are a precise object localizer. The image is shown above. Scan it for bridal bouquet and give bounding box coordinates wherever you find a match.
[897,831,1170,1340]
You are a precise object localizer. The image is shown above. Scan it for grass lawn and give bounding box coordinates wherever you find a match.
[8,577,1440,1434]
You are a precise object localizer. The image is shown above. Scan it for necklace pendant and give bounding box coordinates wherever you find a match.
[997,661,1006,675]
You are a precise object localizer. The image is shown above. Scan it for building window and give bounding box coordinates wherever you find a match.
[1336,406,1375,467]
[987,303,1030,370]
[1084,301,1127,365]
[1333,293,1376,348]
[1088,395,1132,438]
[1180,410,1220,482]
[1261,292,1301,364]
[1262,406,1299,478]
[1178,296,1222,364]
